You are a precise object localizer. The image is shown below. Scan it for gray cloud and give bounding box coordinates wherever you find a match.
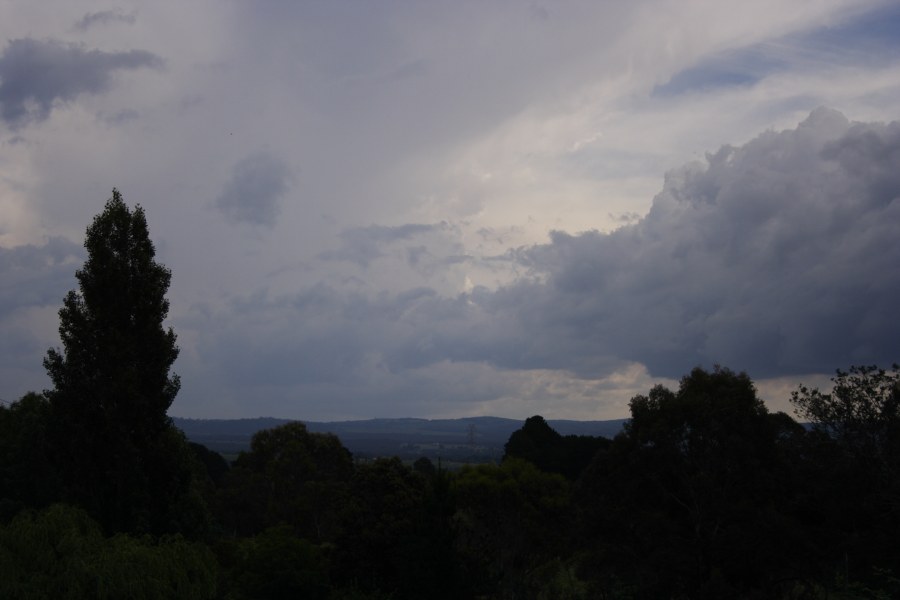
[187,109,900,413]
[4,1,898,421]
[202,284,445,387]
[0,38,162,128]
[319,223,443,268]
[498,108,900,378]
[72,9,136,32]
[0,236,82,315]
[215,152,292,228]
[0,237,83,400]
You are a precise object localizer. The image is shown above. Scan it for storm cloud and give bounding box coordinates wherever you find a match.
[498,108,900,378]
[0,38,161,127]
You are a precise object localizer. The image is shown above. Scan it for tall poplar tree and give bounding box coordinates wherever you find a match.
[44,189,193,533]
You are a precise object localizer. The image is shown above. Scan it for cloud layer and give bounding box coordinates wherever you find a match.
[176,109,899,417]
[0,2,898,419]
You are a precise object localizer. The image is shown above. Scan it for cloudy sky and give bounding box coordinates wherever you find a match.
[1,1,898,421]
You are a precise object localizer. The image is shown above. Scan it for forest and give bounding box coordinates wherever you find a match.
[1,194,898,599]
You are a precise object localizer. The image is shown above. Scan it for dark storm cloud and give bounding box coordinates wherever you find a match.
[215,153,292,228]
[319,223,442,267]
[0,237,82,315]
[501,108,900,378]
[820,123,900,206]
[72,9,136,32]
[0,38,162,128]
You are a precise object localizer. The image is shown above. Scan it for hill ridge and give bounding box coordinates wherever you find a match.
[173,415,627,463]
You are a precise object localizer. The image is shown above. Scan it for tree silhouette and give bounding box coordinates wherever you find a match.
[504,415,607,480]
[791,365,900,583]
[43,189,195,534]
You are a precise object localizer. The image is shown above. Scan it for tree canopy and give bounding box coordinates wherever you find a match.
[44,189,179,439]
[42,189,196,534]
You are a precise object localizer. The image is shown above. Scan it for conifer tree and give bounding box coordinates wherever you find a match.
[44,189,192,533]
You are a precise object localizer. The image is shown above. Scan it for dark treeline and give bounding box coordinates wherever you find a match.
[3,364,900,598]
[1,193,899,598]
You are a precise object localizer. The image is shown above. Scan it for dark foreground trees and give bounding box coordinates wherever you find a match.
[5,361,900,598]
[504,415,608,480]
[790,365,900,590]
[576,367,814,598]
[0,392,60,521]
[0,504,216,599]
[42,189,203,535]
[218,421,353,538]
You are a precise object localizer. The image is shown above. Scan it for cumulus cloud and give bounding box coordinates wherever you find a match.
[499,108,900,378]
[0,38,162,128]
[215,152,292,228]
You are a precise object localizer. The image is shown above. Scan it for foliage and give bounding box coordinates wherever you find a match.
[219,422,353,538]
[0,504,217,599]
[333,457,430,598]
[45,189,179,440]
[504,415,608,480]
[188,442,230,486]
[791,364,900,464]
[42,190,193,534]
[453,458,572,598]
[221,526,329,600]
[0,392,61,521]
[791,365,900,586]
[577,366,814,597]
[522,557,592,600]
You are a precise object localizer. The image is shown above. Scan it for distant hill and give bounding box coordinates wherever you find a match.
[173,416,627,464]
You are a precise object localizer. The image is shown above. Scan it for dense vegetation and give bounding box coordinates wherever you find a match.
[1,194,898,598]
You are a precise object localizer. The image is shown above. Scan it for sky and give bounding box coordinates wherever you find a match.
[1,1,898,421]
